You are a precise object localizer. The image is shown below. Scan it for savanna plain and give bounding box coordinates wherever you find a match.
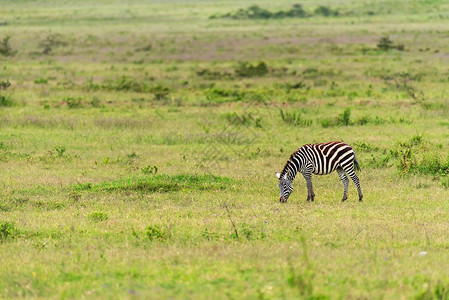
[1,0,449,299]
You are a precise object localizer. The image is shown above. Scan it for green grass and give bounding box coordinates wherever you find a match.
[1,0,449,298]
[71,174,234,193]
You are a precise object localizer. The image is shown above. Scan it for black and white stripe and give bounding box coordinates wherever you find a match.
[276,141,363,202]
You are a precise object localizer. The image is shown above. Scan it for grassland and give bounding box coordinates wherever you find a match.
[1,0,449,298]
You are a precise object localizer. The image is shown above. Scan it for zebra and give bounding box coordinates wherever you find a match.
[276,141,363,203]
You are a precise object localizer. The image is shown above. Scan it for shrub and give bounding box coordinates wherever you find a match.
[0,80,14,107]
[150,85,170,101]
[34,78,48,84]
[63,97,83,109]
[39,33,68,54]
[101,77,169,98]
[377,36,393,51]
[146,225,167,241]
[353,141,379,152]
[241,224,254,240]
[336,108,351,126]
[214,4,307,20]
[135,43,152,52]
[280,109,312,127]
[277,4,307,18]
[205,87,244,102]
[320,118,332,128]
[409,153,449,176]
[0,36,16,56]
[356,115,370,125]
[442,176,449,188]
[314,6,339,17]
[382,71,424,102]
[102,76,147,92]
[283,81,307,92]
[0,221,17,241]
[90,96,102,107]
[196,68,233,80]
[377,36,405,51]
[395,135,449,187]
[54,146,66,157]
[235,61,268,77]
[233,5,272,19]
[88,211,108,222]
[142,165,158,175]
[223,112,262,127]
[416,281,449,300]
[0,80,11,90]
[320,108,352,127]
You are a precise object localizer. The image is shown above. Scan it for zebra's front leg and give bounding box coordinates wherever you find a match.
[303,173,315,202]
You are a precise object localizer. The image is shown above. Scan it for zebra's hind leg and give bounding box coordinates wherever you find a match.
[345,167,363,202]
[336,167,349,202]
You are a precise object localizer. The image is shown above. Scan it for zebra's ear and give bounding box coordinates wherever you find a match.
[275,172,280,179]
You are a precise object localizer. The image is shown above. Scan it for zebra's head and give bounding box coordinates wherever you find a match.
[276,171,293,202]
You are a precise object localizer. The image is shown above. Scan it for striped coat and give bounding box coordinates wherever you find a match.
[276,141,363,202]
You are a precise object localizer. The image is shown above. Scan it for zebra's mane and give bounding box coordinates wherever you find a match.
[279,150,298,179]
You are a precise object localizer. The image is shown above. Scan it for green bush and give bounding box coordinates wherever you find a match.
[213,4,307,20]
[235,61,268,77]
[196,68,233,80]
[416,281,449,300]
[442,176,449,188]
[142,165,158,175]
[0,80,14,107]
[377,36,405,51]
[0,36,16,56]
[34,78,48,84]
[39,33,68,54]
[409,153,449,176]
[337,108,351,126]
[320,108,352,127]
[146,225,167,241]
[0,94,14,107]
[280,109,312,127]
[0,221,17,241]
[205,87,244,102]
[314,6,339,17]
[223,112,262,127]
[353,141,379,152]
[377,36,394,51]
[63,97,83,109]
[88,211,108,222]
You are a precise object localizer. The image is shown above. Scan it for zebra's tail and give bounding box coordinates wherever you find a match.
[354,155,361,172]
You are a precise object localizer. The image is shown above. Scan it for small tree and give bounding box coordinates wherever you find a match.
[0,80,11,90]
[314,6,339,17]
[0,36,16,56]
[377,36,394,51]
[377,36,404,51]
[0,80,14,107]
[39,33,68,54]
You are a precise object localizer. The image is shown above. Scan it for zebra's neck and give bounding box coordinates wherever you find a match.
[280,156,300,182]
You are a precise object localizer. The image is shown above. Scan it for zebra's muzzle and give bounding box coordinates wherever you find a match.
[280,196,286,202]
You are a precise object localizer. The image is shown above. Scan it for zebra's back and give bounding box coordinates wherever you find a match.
[298,141,355,175]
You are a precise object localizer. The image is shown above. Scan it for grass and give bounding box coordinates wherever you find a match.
[1,0,449,298]
[71,174,234,193]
